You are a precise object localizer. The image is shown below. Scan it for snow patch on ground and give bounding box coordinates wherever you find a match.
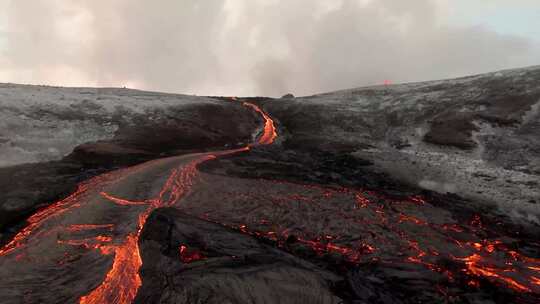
[418,179,457,194]
[521,99,540,125]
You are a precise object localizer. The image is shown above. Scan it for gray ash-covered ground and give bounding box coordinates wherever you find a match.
[256,66,540,224]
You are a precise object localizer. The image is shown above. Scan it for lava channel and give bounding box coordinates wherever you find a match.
[0,100,277,304]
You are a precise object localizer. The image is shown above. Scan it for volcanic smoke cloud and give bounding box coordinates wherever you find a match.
[0,0,539,96]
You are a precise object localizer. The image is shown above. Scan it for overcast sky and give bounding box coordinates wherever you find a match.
[0,0,539,96]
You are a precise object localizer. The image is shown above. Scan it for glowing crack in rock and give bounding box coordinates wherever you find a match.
[179,245,205,263]
[198,184,540,295]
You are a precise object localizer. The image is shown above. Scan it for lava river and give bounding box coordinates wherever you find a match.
[0,101,276,304]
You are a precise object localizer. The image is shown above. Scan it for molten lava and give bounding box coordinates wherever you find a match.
[76,102,278,303]
[66,224,115,232]
[79,234,142,304]
[99,192,148,206]
[242,102,278,145]
[179,245,205,263]
[0,172,118,257]
[77,154,220,304]
[0,98,278,303]
[455,253,531,292]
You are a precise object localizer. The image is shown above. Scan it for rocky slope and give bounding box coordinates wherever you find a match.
[258,66,540,224]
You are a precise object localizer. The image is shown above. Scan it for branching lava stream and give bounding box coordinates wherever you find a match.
[0,100,275,304]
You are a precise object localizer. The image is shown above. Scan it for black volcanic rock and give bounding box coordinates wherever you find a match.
[135,208,342,304]
[423,115,479,149]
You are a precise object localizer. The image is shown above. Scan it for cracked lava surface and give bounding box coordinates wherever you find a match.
[182,175,540,299]
[0,99,539,303]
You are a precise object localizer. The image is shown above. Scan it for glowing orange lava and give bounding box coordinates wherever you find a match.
[0,97,278,303]
[179,245,205,263]
[455,254,531,292]
[66,224,115,232]
[78,154,217,303]
[99,192,148,206]
[79,234,142,304]
[0,173,115,256]
[76,99,277,303]
[204,186,540,296]
[0,163,155,257]
[242,102,278,145]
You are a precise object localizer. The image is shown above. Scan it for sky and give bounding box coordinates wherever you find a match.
[0,0,538,97]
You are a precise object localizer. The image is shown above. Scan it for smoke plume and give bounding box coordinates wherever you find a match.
[1,0,538,96]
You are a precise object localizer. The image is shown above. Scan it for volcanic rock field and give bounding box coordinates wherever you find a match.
[0,66,539,303]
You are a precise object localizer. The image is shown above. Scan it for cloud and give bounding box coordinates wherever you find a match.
[1,0,539,96]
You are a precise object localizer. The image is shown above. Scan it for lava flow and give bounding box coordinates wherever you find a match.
[79,154,216,304]
[78,101,275,303]
[0,100,277,304]
[184,179,540,299]
[242,102,277,145]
